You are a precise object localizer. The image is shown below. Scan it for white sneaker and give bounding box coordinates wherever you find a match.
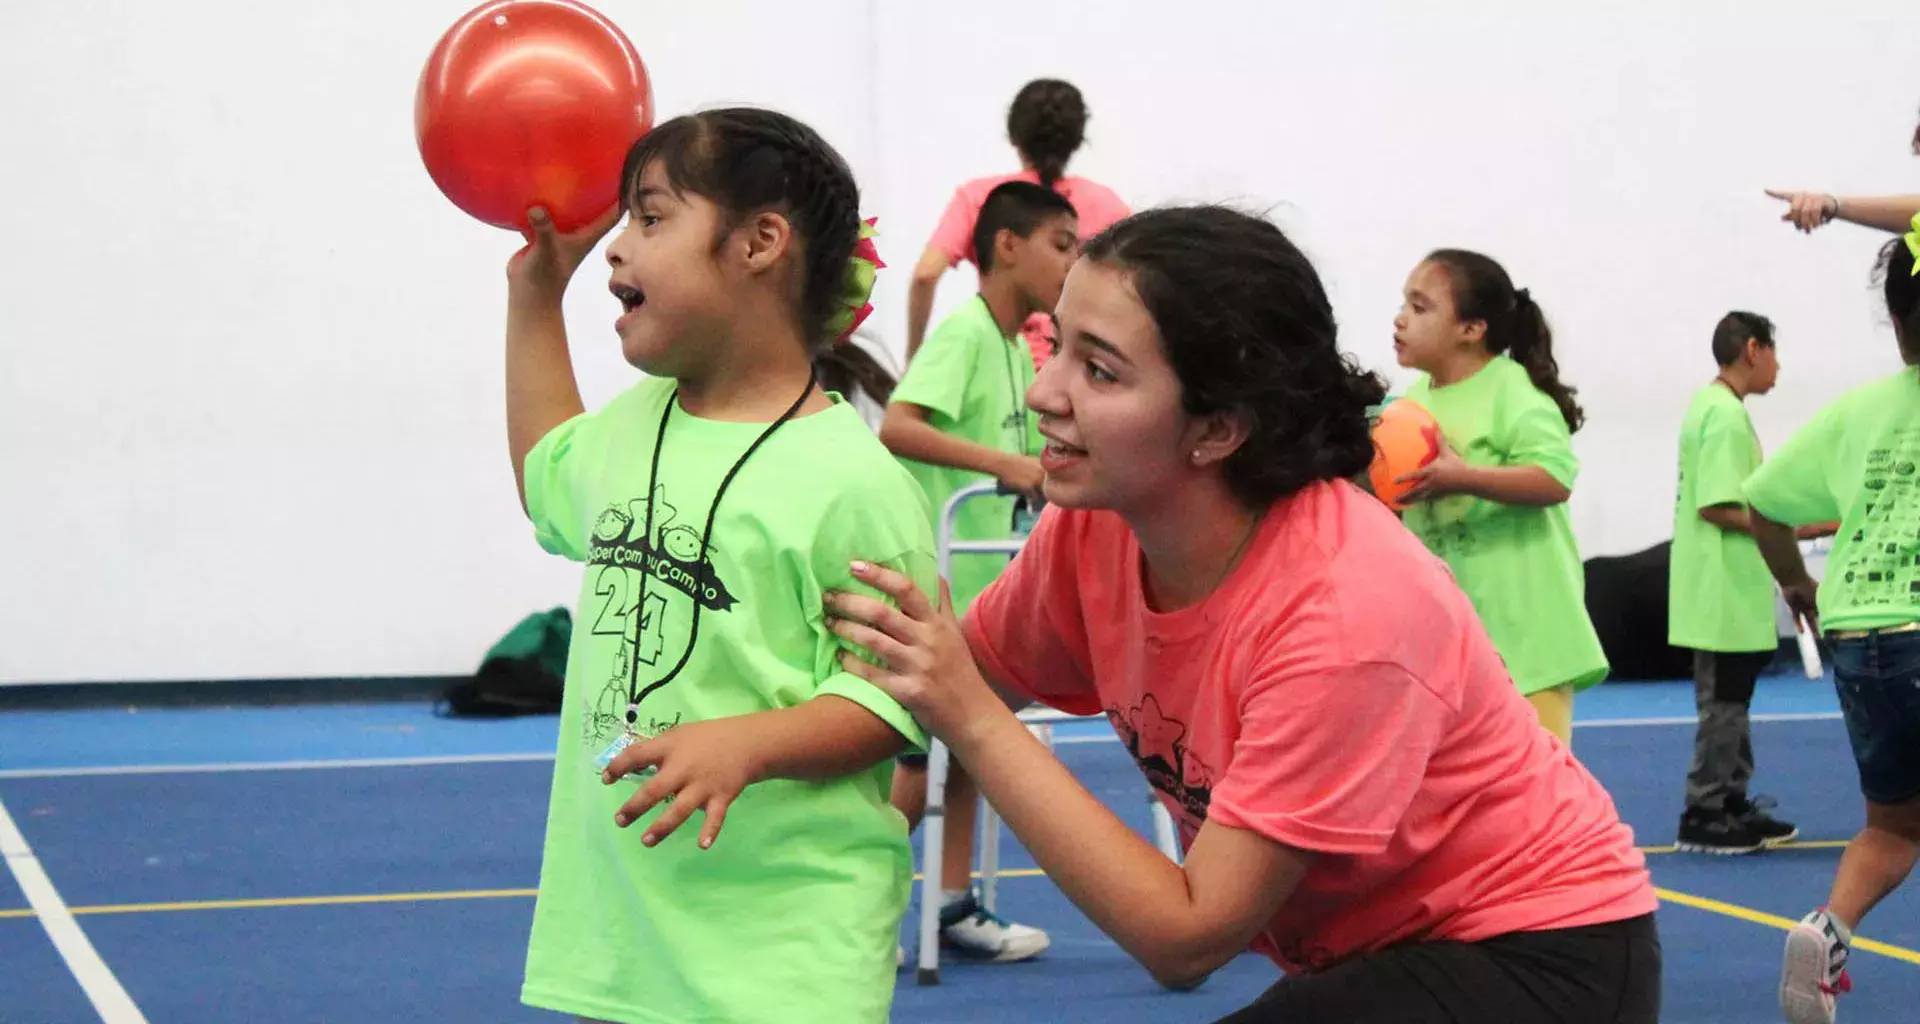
[1781,909,1852,1024]
[938,891,1050,963]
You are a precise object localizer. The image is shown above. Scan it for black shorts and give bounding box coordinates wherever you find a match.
[1214,914,1660,1024]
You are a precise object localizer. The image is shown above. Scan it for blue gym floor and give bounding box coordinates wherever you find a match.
[2,675,1915,1023]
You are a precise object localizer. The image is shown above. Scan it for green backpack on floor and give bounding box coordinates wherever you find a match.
[440,607,572,717]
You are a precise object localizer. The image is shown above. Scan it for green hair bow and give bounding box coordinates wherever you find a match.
[826,218,885,341]
[1906,212,1920,277]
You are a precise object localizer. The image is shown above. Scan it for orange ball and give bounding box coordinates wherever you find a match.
[1368,399,1442,510]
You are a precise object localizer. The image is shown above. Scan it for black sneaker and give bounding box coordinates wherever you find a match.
[1731,794,1800,847]
[1676,809,1767,855]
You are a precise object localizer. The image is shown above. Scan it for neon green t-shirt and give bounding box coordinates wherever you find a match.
[891,294,1043,612]
[1669,383,1777,653]
[519,377,935,1024]
[1744,367,1920,632]
[1401,357,1610,695]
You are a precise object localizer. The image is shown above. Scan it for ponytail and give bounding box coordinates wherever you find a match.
[814,335,898,407]
[1502,289,1584,433]
[1425,249,1585,433]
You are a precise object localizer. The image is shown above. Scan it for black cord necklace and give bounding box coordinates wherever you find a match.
[622,374,815,728]
[987,294,1032,457]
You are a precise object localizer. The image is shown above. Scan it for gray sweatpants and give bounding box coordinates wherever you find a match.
[1684,649,1774,814]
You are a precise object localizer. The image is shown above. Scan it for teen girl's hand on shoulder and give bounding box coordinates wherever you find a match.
[824,563,1005,747]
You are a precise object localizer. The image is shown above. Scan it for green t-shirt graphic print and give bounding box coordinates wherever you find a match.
[1745,367,1920,633]
[519,377,936,1024]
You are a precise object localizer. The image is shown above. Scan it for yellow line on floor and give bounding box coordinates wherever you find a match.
[0,870,1052,920]
[0,841,1883,941]
[1638,839,1850,856]
[1654,886,1920,966]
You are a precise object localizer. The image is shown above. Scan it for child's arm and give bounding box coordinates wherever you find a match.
[1397,447,1570,507]
[737,696,907,780]
[1766,190,1920,234]
[1449,464,1571,507]
[1698,503,1752,534]
[905,247,949,360]
[596,698,906,850]
[880,402,1046,498]
[505,206,620,513]
[1751,510,1820,632]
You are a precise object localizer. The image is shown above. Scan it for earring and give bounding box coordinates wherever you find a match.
[1191,449,1203,464]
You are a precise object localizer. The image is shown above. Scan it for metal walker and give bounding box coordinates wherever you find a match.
[913,480,1183,985]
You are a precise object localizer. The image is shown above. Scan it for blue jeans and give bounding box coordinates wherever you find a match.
[1829,629,1920,804]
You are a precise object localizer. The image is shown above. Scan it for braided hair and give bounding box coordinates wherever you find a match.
[1878,235,1920,363]
[1007,80,1088,190]
[620,108,861,352]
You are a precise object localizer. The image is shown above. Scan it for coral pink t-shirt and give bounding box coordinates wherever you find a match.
[927,172,1131,372]
[962,480,1657,974]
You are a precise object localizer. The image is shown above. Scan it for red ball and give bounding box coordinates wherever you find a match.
[415,0,653,233]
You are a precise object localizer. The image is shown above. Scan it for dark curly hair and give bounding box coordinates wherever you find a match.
[1080,206,1387,507]
[1007,79,1087,190]
[619,107,860,353]
[1423,249,1584,433]
[1876,236,1920,362]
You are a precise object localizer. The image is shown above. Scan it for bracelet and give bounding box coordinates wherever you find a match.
[1827,194,1842,222]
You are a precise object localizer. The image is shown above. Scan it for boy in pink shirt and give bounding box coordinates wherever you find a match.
[907,79,1130,371]
[828,206,1660,1022]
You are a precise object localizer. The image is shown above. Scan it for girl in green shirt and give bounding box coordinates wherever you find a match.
[1747,222,1920,1024]
[503,108,937,1024]
[1390,250,1609,745]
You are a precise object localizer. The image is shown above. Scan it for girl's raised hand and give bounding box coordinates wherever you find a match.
[507,205,621,303]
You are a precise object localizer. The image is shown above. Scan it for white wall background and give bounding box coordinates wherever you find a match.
[3,0,1915,684]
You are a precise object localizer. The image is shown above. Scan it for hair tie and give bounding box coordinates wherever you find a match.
[1905,213,1920,277]
[827,217,885,341]
[1513,287,1532,307]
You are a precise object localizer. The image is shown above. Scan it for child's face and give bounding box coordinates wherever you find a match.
[1027,259,1196,514]
[1747,341,1780,394]
[1393,261,1476,372]
[604,161,733,374]
[1009,213,1080,315]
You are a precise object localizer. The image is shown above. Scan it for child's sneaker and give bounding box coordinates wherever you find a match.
[1676,808,1767,855]
[938,890,1050,963]
[1781,908,1852,1024]
[1732,794,1800,847]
